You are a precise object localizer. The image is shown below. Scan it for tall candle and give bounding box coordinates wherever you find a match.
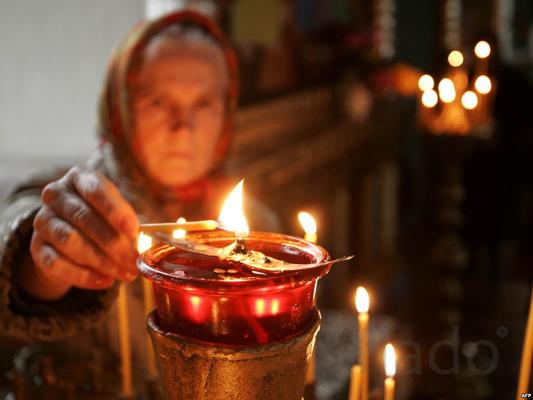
[355,287,370,400]
[384,343,396,400]
[117,283,133,398]
[517,287,533,398]
[298,210,318,398]
[348,364,361,400]
[138,233,157,378]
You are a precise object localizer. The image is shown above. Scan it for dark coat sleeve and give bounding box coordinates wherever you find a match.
[0,169,118,344]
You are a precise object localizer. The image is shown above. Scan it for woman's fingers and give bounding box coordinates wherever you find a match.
[34,206,136,282]
[69,167,139,240]
[30,233,115,290]
[42,180,138,273]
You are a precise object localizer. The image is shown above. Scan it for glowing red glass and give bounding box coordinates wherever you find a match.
[138,231,330,345]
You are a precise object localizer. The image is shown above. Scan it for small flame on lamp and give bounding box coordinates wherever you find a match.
[421,90,438,108]
[448,50,464,67]
[475,75,492,94]
[418,74,434,91]
[218,179,249,237]
[474,41,491,59]
[298,211,317,235]
[438,78,456,103]
[355,287,370,314]
[137,232,153,253]
[384,343,397,377]
[172,217,187,239]
[461,91,478,110]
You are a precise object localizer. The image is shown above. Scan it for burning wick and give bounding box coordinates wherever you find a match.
[218,179,250,253]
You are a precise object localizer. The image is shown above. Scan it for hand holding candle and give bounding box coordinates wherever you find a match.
[355,287,370,400]
[384,343,396,400]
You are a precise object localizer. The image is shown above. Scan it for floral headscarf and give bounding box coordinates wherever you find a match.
[97,11,238,221]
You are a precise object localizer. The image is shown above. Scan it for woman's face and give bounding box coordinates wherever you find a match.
[131,38,227,187]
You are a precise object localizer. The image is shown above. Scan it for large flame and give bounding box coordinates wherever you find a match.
[384,343,397,377]
[137,232,153,253]
[355,286,370,314]
[218,179,249,237]
[298,211,317,235]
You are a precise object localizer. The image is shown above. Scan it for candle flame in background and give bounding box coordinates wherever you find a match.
[172,217,187,239]
[137,232,153,253]
[355,287,370,313]
[475,75,492,94]
[474,40,491,59]
[448,50,464,67]
[418,74,434,91]
[385,343,397,377]
[218,179,249,237]
[461,91,478,110]
[421,90,438,108]
[438,78,456,103]
[298,211,317,235]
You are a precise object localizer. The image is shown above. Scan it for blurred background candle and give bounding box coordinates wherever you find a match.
[355,287,370,400]
[517,288,533,398]
[298,210,318,399]
[384,343,396,400]
[138,233,157,379]
[348,364,361,400]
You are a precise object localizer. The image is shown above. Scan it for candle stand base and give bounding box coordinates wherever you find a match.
[147,310,320,400]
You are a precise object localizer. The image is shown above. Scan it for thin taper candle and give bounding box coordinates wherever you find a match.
[517,287,533,398]
[384,343,396,400]
[348,364,361,400]
[117,283,133,398]
[140,220,218,233]
[356,287,370,400]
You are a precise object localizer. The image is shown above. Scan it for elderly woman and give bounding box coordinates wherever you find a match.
[0,10,276,396]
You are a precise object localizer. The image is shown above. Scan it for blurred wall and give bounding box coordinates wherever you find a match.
[0,0,143,165]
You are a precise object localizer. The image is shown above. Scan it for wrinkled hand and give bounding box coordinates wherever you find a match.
[30,166,139,293]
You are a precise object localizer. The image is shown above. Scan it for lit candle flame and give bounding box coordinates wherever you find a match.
[385,343,396,377]
[474,41,491,59]
[438,78,456,103]
[418,74,434,91]
[137,232,153,253]
[218,179,249,237]
[421,90,438,108]
[448,50,464,67]
[355,287,370,314]
[461,91,478,110]
[474,75,492,94]
[172,217,187,239]
[298,211,317,240]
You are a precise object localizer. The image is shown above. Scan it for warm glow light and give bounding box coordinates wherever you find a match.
[474,41,491,58]
[475,75,492,94]
[271,299,279,314]
[448,50,464,67]
[355,287,370,314]
[418,74,434,91]
[137,232,153,253]
[421,90,438,108]
[172,217,187,239]
[438,78,456,103]
[255,299,265,316]
[218,179,249,237]
[385,343,397,377]
[298,211,317,235]
[461,91,478,110]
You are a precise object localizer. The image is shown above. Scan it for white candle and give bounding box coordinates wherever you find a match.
[355,287,370,400]
[384,343,396,400]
